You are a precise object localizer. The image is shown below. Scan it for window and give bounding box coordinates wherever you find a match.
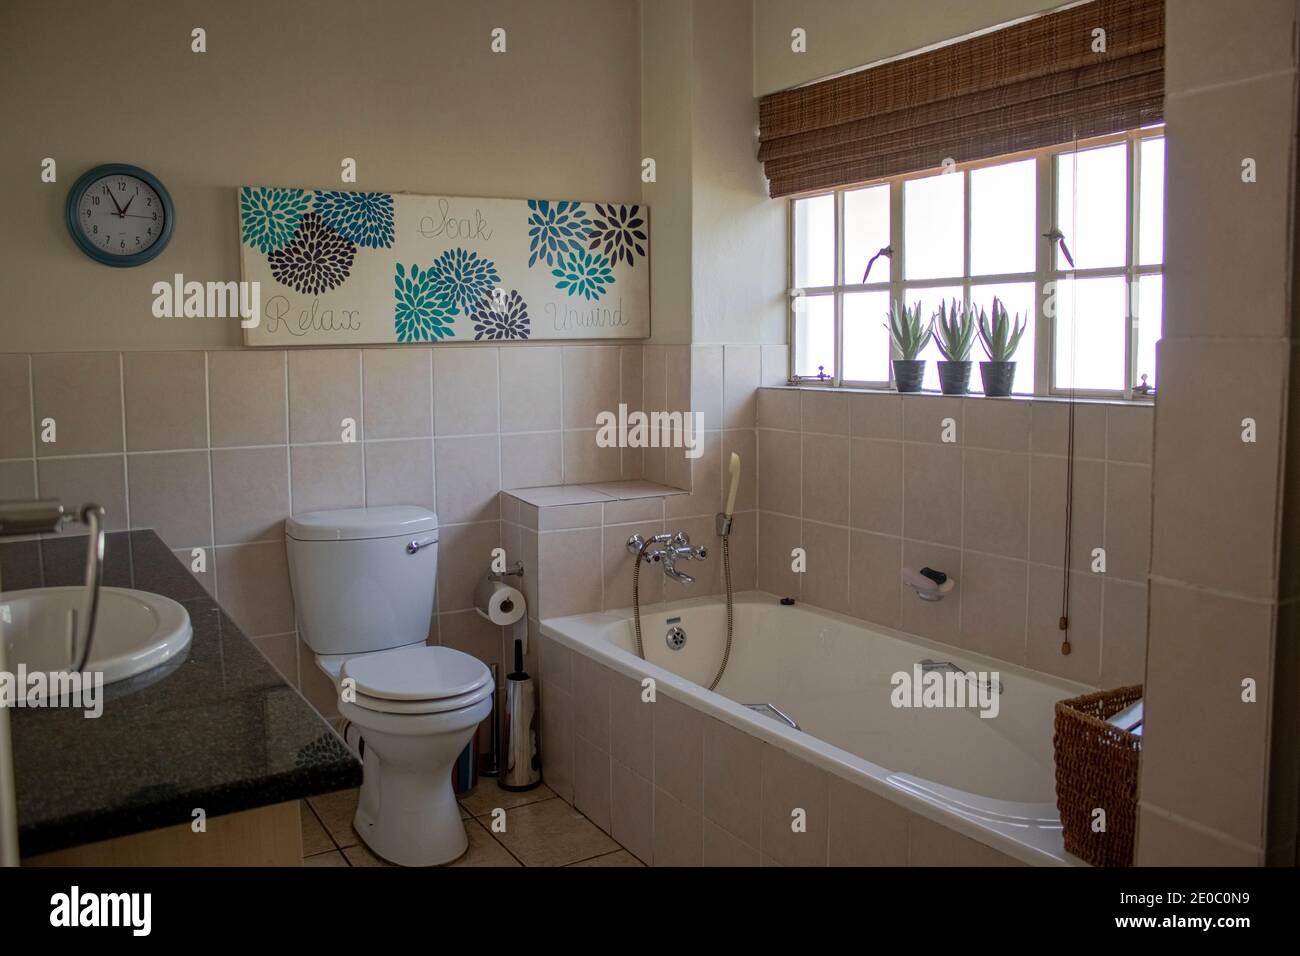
[788,127,1165,397]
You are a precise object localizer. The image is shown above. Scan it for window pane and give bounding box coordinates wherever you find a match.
[971,158,1036,276]
[843,290,891,382]
[793,194,835,288]
[844,184,891,284]
[904,173,964,280]
[1056,143,1127,270]
[970,281,1036,394]
[1053,276,1127,390]
[1136,274,1162,390]
[903,286,962,391]
[793,294,835,379]
[1139,137,1165,266]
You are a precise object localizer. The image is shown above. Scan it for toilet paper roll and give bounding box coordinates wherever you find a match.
[475,579,526,626]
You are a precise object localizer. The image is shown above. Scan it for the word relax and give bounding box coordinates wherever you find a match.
[890,665,1000,719]
[595,403,705,459]
[50,886,151,937]
[0,665,103,718]
[152,273,260,328]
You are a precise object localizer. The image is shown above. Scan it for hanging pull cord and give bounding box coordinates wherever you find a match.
[1043,228,1075,268]
[861,245,893,283]
[1059,397,1075,655]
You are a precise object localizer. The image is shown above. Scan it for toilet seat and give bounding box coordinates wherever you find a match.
[340,644,493,716]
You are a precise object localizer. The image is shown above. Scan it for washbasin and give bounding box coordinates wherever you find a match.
[0,587,192,696]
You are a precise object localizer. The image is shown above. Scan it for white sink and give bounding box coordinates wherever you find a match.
[0,587,192,697]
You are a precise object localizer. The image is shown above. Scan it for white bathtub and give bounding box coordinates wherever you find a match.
[541,591,1093,866]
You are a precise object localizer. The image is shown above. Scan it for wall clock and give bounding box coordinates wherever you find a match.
[65,164,174,266]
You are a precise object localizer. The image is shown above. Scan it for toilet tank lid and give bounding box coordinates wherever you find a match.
[285,506,438,542]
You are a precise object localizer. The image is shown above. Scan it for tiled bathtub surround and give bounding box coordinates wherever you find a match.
[533,630,1021,866]
[0,344,647,717]
[755,387,1153,688]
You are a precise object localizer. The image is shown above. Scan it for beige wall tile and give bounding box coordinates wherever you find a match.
[902,442,961,546]
[362,348,431,440]
[800,520,849,614]
[122,351,207,451]
[665,346,690,414]
[609,671,653,778]
[690,345,723,431]
[1107,404,1154,464]
[211,446,288,544]
[756,388,799,430]
[1101,578,1148,687]
[562,429,621,484]
[432,346,499,437]
[899,540,961,643]
[963,449,1028,559]
[801,390,849,435]
[653,693,704,809]
[499,346,562,432]
[364,438,434,509]
[849,530,901,627]
[850,438,902,535]
[298,638,340,719]
[537,633,573,692]
[604,519,663,610]
[703,819,760,866]
[1028,455,1106,569]
[562,346,620,430]
[0,460,36,501]
[289,349,361,444]
[667,429,721,518]
[802,432,850,525]
[573,654,611,750]
[501,431,562,489]
[760,744,828,866]
[757,428,801,515]
[574,737,613,834]
[827,775,909,866]
[722,510,758,593]
[722,345,761,429]
[653,788,703,866]
[1141,581,1273,846]
[538,684,574,802]
[290,443,363,515]
[1104,462,1152,582]
[641,344,666,413]
[126,450,212,548]
[538,502,603,531]
[758,511,802,598]
[32,352,123,456]
[0,354,32,459]
[703,717,762,846]
[437,608,502,675]
[252,632,298,687]
[215,541,294,636]
[36,456,127,530]
[620,345,643,415]
[958,554,1028,664]
[908,815,1021,866]
[851,393,902,440]
[902,394,961,444]
[611,761,653,864]
[437,521,501,611]
[207,350,286,447]
[538,527,602,617]
[434,435,500,523]
[962,397,1030,451]
[1030,401,1105,458]
[1025,564,1101,685]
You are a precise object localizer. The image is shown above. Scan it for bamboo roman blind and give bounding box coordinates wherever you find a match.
[757,0,1164,197]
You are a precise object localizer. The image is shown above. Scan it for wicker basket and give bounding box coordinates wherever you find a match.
[1053,685,1143,867]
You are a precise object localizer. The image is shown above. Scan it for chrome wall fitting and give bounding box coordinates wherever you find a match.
[902,566,955,603]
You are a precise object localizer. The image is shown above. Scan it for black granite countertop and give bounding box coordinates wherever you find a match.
[1,530,361,857]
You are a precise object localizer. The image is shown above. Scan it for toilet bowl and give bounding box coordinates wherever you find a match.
[286,506,492,866]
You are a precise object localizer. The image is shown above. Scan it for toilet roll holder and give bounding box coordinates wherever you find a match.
[487,561,525,583]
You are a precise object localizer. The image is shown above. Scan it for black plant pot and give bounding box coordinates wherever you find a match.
[937,360,972,395]
[892,359,925,393]
[979,361,1016,397]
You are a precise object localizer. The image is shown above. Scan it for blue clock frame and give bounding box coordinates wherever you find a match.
[65,163,175,267]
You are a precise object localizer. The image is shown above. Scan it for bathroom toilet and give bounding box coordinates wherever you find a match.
[285,505,492,867]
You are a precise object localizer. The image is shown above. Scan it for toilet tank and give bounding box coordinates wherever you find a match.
[285,506,438,656]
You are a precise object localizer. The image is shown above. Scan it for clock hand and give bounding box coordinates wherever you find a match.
[121,192,136,214]
[103,184,125,216]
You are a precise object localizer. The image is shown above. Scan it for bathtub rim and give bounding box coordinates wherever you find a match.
[540,590,1093,867]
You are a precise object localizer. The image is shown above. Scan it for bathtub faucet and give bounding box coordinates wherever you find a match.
[626,531,708,585]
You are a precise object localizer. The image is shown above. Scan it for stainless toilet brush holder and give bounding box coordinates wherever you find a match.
[500,638,541,791]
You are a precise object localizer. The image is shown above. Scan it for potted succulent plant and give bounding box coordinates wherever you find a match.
[885,300,931,393]
[930,298,975,395]
[976,297,1027,397]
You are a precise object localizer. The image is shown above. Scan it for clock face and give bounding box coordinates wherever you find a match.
[71,169,170,262]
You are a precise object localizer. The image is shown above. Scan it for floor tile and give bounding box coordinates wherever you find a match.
[300,801,335,856]
[479,797,617,866]
[304,850,349,867]
[307,788,360,849]
[458,780,556,817]
[566,849,644,867]
[342,819,521,867]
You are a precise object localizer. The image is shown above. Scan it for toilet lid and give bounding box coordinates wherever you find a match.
[341,645,491,702]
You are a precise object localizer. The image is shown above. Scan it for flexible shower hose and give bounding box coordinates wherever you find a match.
[633,525,734,692]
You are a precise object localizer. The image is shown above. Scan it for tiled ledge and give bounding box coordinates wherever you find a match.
[504,479,688,508]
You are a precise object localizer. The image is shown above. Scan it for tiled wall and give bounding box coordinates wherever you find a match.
[534,630,1023,866]
[755,387,1154,689]
[0,344,647,718]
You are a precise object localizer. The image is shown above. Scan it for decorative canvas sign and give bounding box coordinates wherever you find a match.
[238,187,650,345]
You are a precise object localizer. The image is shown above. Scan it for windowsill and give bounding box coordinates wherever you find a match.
[764,383,1155,407]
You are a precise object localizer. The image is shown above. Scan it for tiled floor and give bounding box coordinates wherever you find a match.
[301,781,643,868]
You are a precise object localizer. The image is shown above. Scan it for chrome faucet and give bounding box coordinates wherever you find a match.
[0,499,106,671]
[626,530,708,585]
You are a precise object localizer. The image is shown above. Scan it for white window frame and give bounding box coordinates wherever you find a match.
[787,126,1165,400]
